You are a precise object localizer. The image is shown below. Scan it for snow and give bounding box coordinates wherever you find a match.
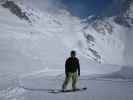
[0,0,133,100]
[0,1,122,75]
[1,75,133,100]
[14,0,128,65]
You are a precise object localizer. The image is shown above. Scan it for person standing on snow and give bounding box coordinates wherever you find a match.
[62,50,80,91]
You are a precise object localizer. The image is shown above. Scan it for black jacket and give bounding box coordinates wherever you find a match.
[65,57,80,76]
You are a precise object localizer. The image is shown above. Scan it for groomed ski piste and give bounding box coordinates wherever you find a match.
[0,0,133,100]
[1,66,133,100]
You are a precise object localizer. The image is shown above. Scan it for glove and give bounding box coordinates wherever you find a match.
[78,72,80,76]
[66,73,68,77]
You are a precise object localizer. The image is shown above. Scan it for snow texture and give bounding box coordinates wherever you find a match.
[0,0,133,100]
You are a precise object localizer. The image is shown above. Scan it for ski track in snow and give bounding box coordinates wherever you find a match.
[1,75,133,100]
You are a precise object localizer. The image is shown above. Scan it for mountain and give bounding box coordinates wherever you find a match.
[1,2,133,100]
[83,0,133,65]
[0,0,133,75]
[102,0,132,17]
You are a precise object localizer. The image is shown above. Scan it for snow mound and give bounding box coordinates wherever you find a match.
[102,66,133,80]
[0,87,26,100]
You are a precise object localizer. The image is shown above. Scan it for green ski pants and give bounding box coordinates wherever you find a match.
[62,72,78,90]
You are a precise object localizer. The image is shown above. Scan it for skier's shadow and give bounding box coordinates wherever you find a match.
[20,86,56,92]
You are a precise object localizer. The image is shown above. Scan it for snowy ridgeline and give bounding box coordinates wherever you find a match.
[0,0,130,65]
[0,0,133,80]
[0,0,133,77]
[0,1,133,100]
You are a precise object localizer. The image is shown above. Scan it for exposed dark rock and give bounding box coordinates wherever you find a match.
[114,16,132,28]
[2,1,31,23]
[92,20,113,35]
[84,33,95,43]
[89,48,101,61]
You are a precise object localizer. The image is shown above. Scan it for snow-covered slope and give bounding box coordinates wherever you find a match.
[0,0,133,76]
[82,18,125,64]
[0,0,128,65]
[1,1,133,100]
[83,0,133,65]
[101,66,133,80]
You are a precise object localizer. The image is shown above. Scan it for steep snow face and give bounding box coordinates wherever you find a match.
[20,0,127,65]
[114,1,133,28]
[0,3,121,78]
[121,2,133,66]
[83,0,133,65]
[0,0,127,67]
[0,1,91,76]
[83,18,125,64]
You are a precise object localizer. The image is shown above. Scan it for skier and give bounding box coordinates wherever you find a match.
[62,50,80,91]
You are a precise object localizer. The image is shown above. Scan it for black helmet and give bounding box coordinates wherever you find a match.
[71,50,76,57]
